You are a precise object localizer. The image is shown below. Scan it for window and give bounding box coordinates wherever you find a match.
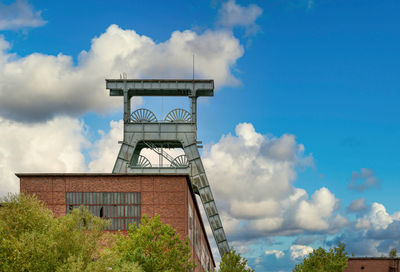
[194,220,201,258]
[66,192,140,231]
[188,205,193,244]
[201,240,206,270]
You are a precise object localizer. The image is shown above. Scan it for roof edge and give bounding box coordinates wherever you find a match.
[15,173,190,177]
[349,257,400,260]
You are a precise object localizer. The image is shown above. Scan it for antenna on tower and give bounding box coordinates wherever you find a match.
[192,54,195,80]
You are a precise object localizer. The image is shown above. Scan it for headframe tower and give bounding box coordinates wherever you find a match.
[106,78,229,256]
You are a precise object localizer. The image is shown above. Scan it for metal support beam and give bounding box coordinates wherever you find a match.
[123,80,131,124]
[191,96,197,132]
[106,79,214,97]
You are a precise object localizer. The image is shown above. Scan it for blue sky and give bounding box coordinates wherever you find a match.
[0,0,400,271]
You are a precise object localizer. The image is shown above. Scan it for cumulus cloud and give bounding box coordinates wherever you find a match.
[0,24,243,122]
[295,187,339,231]
[252,249,297,272]
[0,115,196,197]
[361,202,393,230]
[203,122,345,239]
[347,197,368,213]
[265,249,285,259]
[328,201,400,257]
[290,245,313,260]
[0,0,46,30]
[217,0,263,35]
[348,168,380,192]
[0,116,126,197]
[351,202,393,232]
[293,235,325,245]
[88,120,123,172]
[0,116,87,197]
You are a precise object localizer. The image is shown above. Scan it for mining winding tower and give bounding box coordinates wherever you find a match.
[107,78,229,257]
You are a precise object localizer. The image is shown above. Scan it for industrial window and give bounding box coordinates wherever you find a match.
[194,219,201,258]
[188,205,193,244]
[66,192,140,231]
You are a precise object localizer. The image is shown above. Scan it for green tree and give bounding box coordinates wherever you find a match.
[216,249,254,272]
[85,249,143,272]
[0,193,55,272]
[390,248,397,257]
[57,251,143,272]
[0,193,116,272]
[111,214,195,272]
[293,243,348,272]
[0,194,196,272]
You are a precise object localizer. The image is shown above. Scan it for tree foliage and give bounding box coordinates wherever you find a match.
[0,193,141,272]
[111,214,195,272]
[216,249,255,272]
[0,194,198,272]
[293,243,348,272]
[57,250,143,272]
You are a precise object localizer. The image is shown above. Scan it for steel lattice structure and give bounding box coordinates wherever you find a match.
[106,79,230,257]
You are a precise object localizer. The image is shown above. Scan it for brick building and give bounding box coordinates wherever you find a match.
[346,257,400,272]
[18,173,215,272]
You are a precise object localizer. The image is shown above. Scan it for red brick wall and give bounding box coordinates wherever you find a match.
[346,258,399,272]
[20,175,187,237]
[19,174,215,271]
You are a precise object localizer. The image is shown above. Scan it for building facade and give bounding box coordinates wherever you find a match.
[346,257,400,272]
[18,173,215,272]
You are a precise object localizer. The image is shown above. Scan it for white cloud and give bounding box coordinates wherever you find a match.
[347,197,368,213]
[82,120,400,268]
[0,116,180,196]
[290,245,313,260]
[363,202,393,230]
[0,24,243,122]
[355,218,371,230]
[203,122,344,239]
[0,0,46,30]
[331,200,400,257]
[265,249,285,259]
[217,0,263,35]
[295,187,338,231]
[88,120,123,172]
[0,116,87,197]
[347,201,394,231]
[204,123,304,210]
[348,168,380,192]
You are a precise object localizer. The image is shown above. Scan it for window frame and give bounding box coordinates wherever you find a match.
[66,192,141,231]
